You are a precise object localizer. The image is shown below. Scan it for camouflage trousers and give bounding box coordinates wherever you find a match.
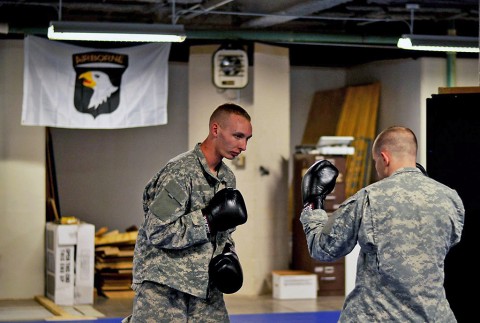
[122,281,230,323]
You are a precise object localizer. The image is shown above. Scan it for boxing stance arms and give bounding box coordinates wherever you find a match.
[202,188,247,293]
[302,160,424,210]
[302,160,339,210]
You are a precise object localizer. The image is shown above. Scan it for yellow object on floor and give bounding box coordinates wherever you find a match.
[34,295,105,320]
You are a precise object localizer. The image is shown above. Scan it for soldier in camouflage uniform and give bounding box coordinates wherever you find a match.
[300,126,465,322]
[123,103,252,323]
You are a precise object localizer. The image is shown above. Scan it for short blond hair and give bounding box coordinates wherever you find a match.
[373,126,417,157]
[209,103,251,126]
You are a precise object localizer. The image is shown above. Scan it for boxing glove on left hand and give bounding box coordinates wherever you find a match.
[302,159,339,210]
[209,243,243,294]
[202,188,247,233]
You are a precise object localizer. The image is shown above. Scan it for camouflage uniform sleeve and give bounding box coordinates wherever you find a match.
[300,190,365,262]
[449,189,465,248]
[143,172,209,249]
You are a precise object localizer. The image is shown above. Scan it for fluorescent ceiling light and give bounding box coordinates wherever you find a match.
[397,34,479,53]
[48,21,186,42]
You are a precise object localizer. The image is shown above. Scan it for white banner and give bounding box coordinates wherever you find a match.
[22,35,170,129]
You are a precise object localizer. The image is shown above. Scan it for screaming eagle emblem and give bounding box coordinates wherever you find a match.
[73,51,128,118]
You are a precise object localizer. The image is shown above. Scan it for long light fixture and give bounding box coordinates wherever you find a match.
[48,21,186,42]
[397,34,479,53]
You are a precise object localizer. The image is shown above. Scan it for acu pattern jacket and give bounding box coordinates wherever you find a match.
[301,167,465,322]
[132,143,236,298]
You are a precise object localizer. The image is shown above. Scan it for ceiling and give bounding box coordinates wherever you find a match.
[1,0,479,67]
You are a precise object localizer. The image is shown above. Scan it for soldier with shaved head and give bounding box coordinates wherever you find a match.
[300,126,464,322]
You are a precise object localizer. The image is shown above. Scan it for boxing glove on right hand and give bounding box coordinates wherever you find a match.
[209,243,243,294]
[202,188,247,234]
[302,159,339,210]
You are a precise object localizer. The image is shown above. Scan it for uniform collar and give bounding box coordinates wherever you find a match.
[392,167,421,176]
[194,143,226,181]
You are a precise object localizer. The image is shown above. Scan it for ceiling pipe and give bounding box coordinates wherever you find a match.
[6,26,399,47]
[185,29,399,47]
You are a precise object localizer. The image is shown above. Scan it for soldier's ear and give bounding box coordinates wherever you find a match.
[211,122,220,137]
[380,151,390,166]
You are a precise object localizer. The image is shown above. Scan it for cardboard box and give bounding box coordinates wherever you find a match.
[272,270,317,299]
[45,222,95,305]
[74,223,95,304]
[46,245,75,305]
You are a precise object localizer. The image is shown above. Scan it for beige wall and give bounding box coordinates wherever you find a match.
[0,40,46,298]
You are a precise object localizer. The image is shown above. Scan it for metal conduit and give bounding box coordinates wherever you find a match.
[184,30,399,47]
[7,27,400,47]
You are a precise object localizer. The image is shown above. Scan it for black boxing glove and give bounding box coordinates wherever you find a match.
[302,159,339,210]
[202,188,247,234]
[416,162,428,176]
[209,243,243,294]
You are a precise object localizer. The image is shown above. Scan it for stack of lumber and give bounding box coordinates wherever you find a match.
[94,228,137,294]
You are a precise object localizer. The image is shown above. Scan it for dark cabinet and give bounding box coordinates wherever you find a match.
[291,153,346,296]
[426,90,480,323]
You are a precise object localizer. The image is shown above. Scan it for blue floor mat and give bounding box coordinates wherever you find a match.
[230,311,341,322]
[15,311,341,323]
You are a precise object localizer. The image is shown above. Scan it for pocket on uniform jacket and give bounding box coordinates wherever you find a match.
[149,180,187,222]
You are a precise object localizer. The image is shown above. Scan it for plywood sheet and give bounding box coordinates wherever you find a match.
[301,87,346,145]
[438,86,480,94]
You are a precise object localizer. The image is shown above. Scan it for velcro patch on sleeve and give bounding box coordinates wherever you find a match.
[149,180,187,221]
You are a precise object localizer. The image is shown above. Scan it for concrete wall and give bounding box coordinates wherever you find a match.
[49,62,189,231]
[0,40,45,298]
